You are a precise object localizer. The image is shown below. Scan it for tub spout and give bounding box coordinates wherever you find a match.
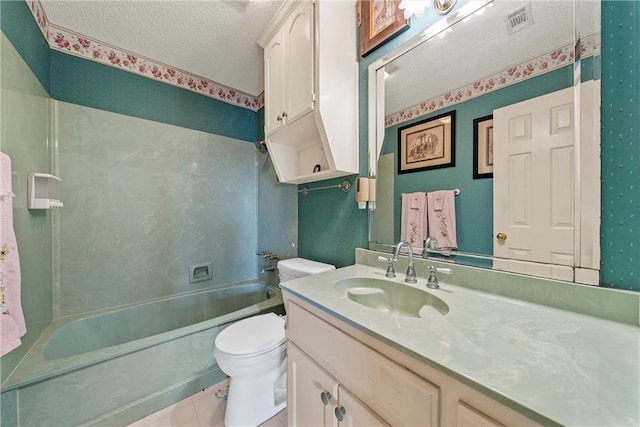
[261,266,276,273]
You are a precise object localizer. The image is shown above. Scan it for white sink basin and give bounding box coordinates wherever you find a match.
[334,277,449,318]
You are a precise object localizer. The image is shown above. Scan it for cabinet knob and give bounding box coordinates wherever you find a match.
[496,232,508,241]
[276,115,282,122]
[282,111,288,118]
[334,406,346,421]
[320,391,331,405]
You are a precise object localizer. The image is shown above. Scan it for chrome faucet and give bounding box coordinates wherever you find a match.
[393,241,417,284]
[423,237,440,254]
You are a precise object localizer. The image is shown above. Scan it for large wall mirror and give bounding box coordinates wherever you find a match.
[368,0,602,284]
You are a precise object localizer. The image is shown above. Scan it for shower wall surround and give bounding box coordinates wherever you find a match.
[56,101,284,317]
[0,33,53,384]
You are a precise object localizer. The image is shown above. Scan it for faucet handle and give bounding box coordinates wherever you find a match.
[377,256,396,278]
[426,266,453,289]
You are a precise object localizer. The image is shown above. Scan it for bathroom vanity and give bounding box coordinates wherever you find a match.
[280,250,640,426]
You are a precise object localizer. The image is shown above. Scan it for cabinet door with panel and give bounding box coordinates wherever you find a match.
[288,342,338,426]
[283,0,314,125]
[288,343,388,427]
[335,385,389,427]
[263,30,286,136]
[263,0,314,136]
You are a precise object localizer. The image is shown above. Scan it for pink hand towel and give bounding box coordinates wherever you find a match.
[0,152,26,356]
[400,192,427,254]
[427,190,458,251]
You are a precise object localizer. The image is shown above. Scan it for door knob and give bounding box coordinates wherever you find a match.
[320,391,331,405]
[496,232,507,241]
[334,406,346,421]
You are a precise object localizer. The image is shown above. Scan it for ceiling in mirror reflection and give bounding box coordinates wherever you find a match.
[384,1,598,121]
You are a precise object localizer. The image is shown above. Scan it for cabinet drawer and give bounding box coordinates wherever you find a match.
[287,301,440,426]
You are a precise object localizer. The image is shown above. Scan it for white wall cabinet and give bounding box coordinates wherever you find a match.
[285,298,540,427]
[263,0,314,136]
[258,0,359,184]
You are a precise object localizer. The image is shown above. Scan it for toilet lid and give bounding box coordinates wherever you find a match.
[215,313,285,356]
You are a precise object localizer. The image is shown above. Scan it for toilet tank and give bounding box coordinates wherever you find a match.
[278,257,335,282]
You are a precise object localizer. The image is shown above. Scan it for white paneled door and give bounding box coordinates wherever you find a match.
[493,87,575,280]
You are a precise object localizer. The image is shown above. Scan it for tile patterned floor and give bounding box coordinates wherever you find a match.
[127,378,287,427]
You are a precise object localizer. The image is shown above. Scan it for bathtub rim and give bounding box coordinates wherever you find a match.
[1,280,284,392]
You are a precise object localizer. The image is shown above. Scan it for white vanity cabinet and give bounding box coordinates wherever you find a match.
[258,0,359,184]
[287,301,440,426]
[285,298,540,427]
[288,343,388,426]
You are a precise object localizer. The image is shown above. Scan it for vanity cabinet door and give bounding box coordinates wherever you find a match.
[288,342,389,427]
[288,342,338,426]
[336,385,389,427]
[287,301,440,426]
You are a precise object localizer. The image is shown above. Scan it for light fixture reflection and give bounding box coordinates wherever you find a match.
[398,0,431,19]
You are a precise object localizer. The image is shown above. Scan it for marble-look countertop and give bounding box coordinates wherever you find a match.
[280,264,640,427]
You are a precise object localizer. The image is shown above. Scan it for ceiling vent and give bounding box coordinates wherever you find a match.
[505,3,534,35]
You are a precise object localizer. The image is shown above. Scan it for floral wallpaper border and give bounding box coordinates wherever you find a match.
[26,0,263,112]
[26,0,597,119]
[385,33,600,128]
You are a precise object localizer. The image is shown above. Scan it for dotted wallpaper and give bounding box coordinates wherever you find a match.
[0,0,51,94]
[298,177,369,268]
[600,1,640,291]
[50,51,259,143]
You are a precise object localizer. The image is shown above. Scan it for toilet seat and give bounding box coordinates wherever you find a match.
[215,313,285,358]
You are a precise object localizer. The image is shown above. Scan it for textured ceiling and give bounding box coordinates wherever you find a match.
[40,0,284,96]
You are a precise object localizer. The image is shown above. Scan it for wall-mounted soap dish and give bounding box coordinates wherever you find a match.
[28,173,63,209]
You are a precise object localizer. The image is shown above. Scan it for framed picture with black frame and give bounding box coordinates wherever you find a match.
[398,111,456,174]
[473,114,494,179]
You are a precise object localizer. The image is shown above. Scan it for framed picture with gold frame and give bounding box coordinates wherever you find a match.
[473,114,494,179]
[360,0,410,56]
[398,111,456,174]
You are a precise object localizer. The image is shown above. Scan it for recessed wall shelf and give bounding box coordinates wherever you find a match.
[28,173,63,209]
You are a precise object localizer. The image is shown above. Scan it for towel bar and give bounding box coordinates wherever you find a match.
[299,180,351,197]
[399,188,460,199]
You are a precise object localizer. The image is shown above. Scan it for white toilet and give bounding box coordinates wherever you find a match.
[214,257,335,427]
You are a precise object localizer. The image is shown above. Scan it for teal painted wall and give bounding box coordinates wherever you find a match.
[600,1,640,291]
[383,67,572,255]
